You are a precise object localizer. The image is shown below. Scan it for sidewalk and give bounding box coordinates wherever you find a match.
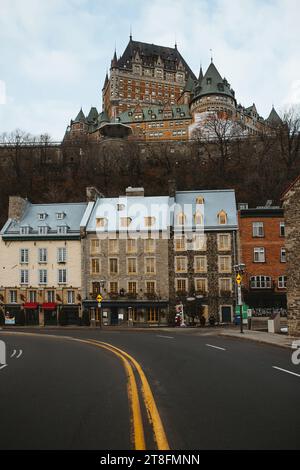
[218,328,299,349]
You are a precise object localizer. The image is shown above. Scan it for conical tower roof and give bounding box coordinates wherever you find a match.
[193,62,235,101]
[198,65,203,82]
[111,49,118,68]
[266,106,282,125]
[87,107,99,122]
[74,108,86,123]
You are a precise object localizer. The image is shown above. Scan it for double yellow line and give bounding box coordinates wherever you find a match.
[79,339,170,451]
[1,332,170,450]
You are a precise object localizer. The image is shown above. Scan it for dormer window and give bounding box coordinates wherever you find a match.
[207,78,212,85]
[144,216,156,227]
[20,226,30,235]
[218,210,227,225]
[56,212,65,220]
[38,226,48,235]
[96,218,107,228]
[117,203,125,211]
[196,196,205,205]
[57,225,68,235]
[120,217,132,227]
[177,212,186,225]
[38,213,47,221]
[194,212,204,225]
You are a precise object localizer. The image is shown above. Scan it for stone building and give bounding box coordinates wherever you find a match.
[0,197,89,326]
[238,203,287,314]
[282,176,300,336]
[170,189,239,323]
[64,35,280,143]
[81,187,171,326]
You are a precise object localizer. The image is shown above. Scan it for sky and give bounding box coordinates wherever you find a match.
[0,0,299,140]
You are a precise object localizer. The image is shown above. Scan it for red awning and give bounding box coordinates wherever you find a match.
[23,303,39,309]
[42,303,57,310]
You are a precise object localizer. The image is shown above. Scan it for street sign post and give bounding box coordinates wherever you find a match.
[236,274,243,333]
[96,294,103,328]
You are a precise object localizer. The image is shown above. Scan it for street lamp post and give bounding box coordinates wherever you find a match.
[233,263,246,334]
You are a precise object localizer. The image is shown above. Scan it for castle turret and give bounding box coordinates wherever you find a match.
[190,61,237,119]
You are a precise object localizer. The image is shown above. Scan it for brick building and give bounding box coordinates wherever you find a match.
[238,203,287,314]
[64,35,280,143]
[282,176,300,336]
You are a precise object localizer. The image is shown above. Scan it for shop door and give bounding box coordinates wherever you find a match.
[110,308,119,325]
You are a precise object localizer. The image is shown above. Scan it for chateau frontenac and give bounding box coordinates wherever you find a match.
[64,36,281,143]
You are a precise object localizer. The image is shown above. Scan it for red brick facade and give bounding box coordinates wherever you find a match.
[238,208,287,309]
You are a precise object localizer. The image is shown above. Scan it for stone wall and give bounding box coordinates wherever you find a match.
[283,177,300,336]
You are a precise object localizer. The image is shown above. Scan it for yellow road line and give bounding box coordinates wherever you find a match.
[76,339,146,450]
[1,331,170,450]
[0,332,145,450]
[90,340,170,451]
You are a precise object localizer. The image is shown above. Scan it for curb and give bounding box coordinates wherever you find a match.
[219,332,294,350]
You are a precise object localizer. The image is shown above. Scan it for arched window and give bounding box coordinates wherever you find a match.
[218,210,227,225]
[194,212,203,225]
[177,212,186,225]
[196,196,205,205]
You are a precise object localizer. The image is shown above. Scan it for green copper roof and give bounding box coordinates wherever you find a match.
[184,74,196,93]
[266,107,282,125]
[97,110,110,125]
[87,107,99,122]
[74,108,86,123]
[117,104,191,123]
[193,62,235,101]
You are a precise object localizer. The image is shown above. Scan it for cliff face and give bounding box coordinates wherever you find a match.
[0,136,298,229]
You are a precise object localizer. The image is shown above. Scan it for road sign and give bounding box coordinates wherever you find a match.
[96,294,103,303]
[236,274,242,284]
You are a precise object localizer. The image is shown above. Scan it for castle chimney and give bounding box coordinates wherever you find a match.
[125,187,145,197]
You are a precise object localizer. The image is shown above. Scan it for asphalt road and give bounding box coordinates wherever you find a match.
[1,328,300,450]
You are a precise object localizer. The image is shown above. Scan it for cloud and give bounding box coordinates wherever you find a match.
[0,0,299,139]
[20,50,83,83]
[0,81,6,105]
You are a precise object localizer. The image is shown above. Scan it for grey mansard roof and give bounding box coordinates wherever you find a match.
[1,202,88,240]
[174,189,238,231]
